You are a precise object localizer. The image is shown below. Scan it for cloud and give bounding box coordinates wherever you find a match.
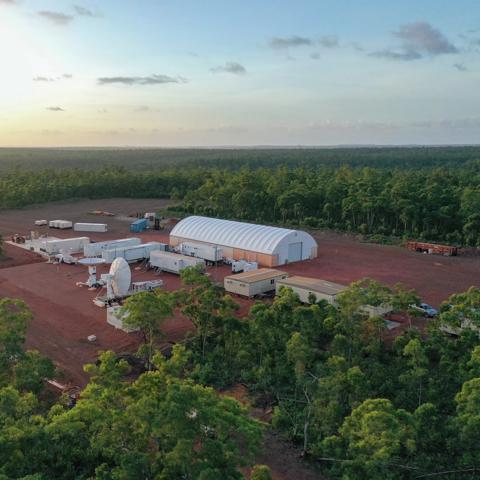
[97,74,187,85]
[370,49,422,61]
[38,10,74,25]
[73,5,101,17]
[318,35,339,48]
[210,61,246,75]
[134,106,151,112]
[453,63,467,72]
[46,107,65,112]
[33,74,73,82]
[0,0,17,4]
[269,35,312,49]
[371,21,458,61]
[310,52,321,60]
[33,76,55,82]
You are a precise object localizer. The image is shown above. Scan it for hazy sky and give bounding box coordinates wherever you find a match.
[1,0,479,146]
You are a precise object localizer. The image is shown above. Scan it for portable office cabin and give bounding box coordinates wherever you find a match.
[49,220,73,229]
[170,216,317,267]
[224,268,288,298]
[149,250,205,274]
[276,276,347,305]
[84,238,141,257]
[130,218,148,233]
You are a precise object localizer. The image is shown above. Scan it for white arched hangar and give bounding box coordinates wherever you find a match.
[170,216,318,267]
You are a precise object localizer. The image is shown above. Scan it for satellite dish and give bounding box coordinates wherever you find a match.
[109,257,131,297]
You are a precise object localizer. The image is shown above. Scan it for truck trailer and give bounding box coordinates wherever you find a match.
[179,241,223,263]
[149,250,205,274]
[42,237,90,254]
[84,237,141,257]
[102,242,166,263]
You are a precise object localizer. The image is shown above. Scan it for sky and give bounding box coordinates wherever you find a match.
[1,0,480,147]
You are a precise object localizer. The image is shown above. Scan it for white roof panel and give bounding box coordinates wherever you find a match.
[170,216,297,255]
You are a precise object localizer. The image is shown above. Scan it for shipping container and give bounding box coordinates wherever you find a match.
[43,237,90,254]
[149,250,205,274]
[179,241,223,262]
[130,218,148,233]
[102,242,166,263]
[84,238,141,257]
[74,223,108,233]
[34,220,48,226]
[224,268,288,298]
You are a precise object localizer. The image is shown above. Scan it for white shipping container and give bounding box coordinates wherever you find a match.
[179,241,223,262]
[102,242,166,263]
[74,223,108,233]
[34,220,48,226]
[84,237,141,257]
[149,250,205,274]
[43,236,90,254]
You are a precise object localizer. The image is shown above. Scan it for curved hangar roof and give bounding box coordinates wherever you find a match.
[170,216,316,256]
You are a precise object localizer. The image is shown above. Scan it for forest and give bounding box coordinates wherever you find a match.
[2,147,480,244]
[1,270,480,479]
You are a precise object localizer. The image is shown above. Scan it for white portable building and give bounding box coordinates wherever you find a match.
[170,216,317,267]
[224,268,288,298]
[43,237,90,254]
[34,220,48,226]
[149,250,205,274]
[102,242,166,263]
[49,220,73,229]
[179,241,223,262]
[74,223,108,233]
[276,276,347,305]
[84,237,141,257]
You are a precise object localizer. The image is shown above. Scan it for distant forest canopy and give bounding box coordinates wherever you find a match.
[1,145,480,172]
[1,146,480,245]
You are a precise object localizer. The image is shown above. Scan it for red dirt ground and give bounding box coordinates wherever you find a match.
[0,242,44,269]
[282,231,480,308]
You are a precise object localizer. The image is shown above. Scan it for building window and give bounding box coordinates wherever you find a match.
[270,279,275,284]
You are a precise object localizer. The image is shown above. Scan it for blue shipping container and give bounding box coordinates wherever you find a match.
[130,218,148,233]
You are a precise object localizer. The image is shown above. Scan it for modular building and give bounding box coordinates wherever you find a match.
[42,237,90,254]
[179,241,223,263]
[84,237,141,257]
[149,250,205,274]
[224,268,288,298]
[49,220,73,229]
[276,276,347,305]
[170,216,317,267]
[74,223,108,233]
[130,218,148,233]
[102,242,166,263]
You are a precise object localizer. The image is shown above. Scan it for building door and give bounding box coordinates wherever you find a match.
[288,242,302,262]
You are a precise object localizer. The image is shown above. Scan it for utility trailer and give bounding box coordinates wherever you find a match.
[84,237,141,257]
[102,242,166,263]
[149,250,205,274]
[74,223,108,233]
[179,241,223,263]
[405,241,458,256]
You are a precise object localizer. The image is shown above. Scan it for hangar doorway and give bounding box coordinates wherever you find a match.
[288,242,302,262]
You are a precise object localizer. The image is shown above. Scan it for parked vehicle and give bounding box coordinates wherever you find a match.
[411,302,438,317]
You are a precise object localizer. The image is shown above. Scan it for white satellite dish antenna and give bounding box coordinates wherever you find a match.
[101,257,131,299]
[77,257,106,287]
